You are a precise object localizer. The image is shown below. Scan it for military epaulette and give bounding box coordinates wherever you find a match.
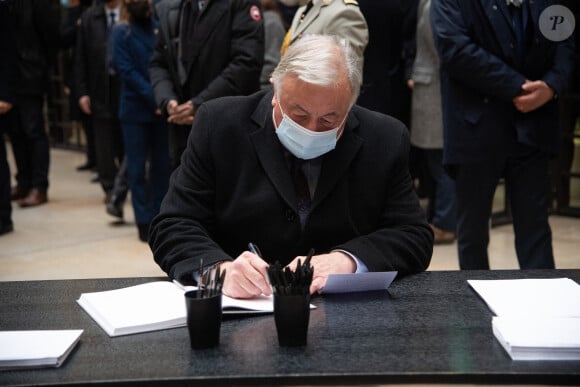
[343,0,359,6]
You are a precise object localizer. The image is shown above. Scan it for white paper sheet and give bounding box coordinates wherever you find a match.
[0,330,83,369]
[320,271,397,294]
[467,278,580,317]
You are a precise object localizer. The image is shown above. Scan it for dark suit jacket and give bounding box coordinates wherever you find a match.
[149,90,433,283]
[357,0,418,124]
[9,0,60,96]
[149,0,264,112]
[431,0,574,165]
[74,4,120,119]
[111,21,159,124]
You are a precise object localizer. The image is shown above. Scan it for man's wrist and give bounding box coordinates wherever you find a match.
[332,249,368,273]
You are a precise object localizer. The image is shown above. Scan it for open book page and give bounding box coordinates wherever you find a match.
[172,280,274,313]
[0,330,83,369]
[467,278,580,317]
[77,281,288,337]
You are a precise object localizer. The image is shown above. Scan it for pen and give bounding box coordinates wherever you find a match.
[248,242,262,258]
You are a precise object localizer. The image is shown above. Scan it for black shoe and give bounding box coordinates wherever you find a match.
[77,162,96,171]
[137,223,150,242]
[106,198,124,219]
[0,220,14,236]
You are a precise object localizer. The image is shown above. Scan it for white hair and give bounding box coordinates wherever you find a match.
[271,34,362,107]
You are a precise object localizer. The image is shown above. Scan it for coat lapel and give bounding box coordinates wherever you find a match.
[291,1,323,41]
[249,95,299,210]
[184,0,227,76]
[311,114,363,210]
[481,0,517,60]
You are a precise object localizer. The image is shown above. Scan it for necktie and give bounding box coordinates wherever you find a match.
[109,11,116,30]
[107,11,116,74]
[180,0,200,69]
[509,2,525,59]
[287,154,311,227]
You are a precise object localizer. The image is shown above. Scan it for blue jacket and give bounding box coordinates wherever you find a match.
[431,0,574,164]
[111,20,159,123]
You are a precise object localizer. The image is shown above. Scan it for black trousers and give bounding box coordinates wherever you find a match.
[92,116,124,193]
[454,142,555,270]
[7,94,50,191]
[168,123,191,171]
[0,115,11,224]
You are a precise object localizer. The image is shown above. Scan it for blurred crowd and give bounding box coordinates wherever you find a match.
[0,0,578,271]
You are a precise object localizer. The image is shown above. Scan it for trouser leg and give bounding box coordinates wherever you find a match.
[505,144,555,269]
[454,163,500,270]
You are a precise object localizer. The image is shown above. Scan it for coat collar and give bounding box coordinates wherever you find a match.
[249,91,363,212]
[291,0,331,40]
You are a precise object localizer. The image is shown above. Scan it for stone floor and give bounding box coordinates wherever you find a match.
[1,148,579,282]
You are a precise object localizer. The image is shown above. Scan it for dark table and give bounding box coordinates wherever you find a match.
[1,270,579,386]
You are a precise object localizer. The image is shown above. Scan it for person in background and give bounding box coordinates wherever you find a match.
[357,0,417,124]
[282,0,368,75]
[276,0,299,27]
[110,0,170,241]
[408,0,455,244]
[432,0,574,269]
[75,0,128,214]
[149,0,265,170]
[60,0,96,173]
[260,0,286,90]
[357,0,427,201]
[0,0,18,235]
[555,0,580,212]
[7,0,60,208]
[149,35,433,298]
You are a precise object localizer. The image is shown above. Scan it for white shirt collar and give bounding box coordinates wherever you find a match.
[506,0,524,7]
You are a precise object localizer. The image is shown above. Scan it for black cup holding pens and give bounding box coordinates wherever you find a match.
[184,290,222,349]
[274,293,311,346]
[267,248,315,347]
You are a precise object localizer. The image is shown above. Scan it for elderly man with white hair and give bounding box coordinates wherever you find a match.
[149,35,433,299]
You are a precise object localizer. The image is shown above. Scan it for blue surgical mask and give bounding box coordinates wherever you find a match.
[60,0,70,7]
[274,98,346,160]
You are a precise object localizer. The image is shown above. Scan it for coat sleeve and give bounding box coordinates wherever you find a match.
[430,0,525,101]
[334,121,433,277]
[541,33,575,96]
[149,2,181,112]
[73,12,89,99]
[191,0,265,108]
[149,103,233,283]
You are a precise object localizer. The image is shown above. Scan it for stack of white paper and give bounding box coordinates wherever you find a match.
[468,278,580,361]
[0,330,83,369]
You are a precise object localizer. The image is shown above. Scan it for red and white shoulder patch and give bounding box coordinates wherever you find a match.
[250,5,262,21]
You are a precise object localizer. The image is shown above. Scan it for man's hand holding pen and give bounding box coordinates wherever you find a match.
[219,244,356,299]
[219,251,272,299]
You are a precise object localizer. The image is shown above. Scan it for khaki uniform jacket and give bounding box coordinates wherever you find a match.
[283,0,368,72]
